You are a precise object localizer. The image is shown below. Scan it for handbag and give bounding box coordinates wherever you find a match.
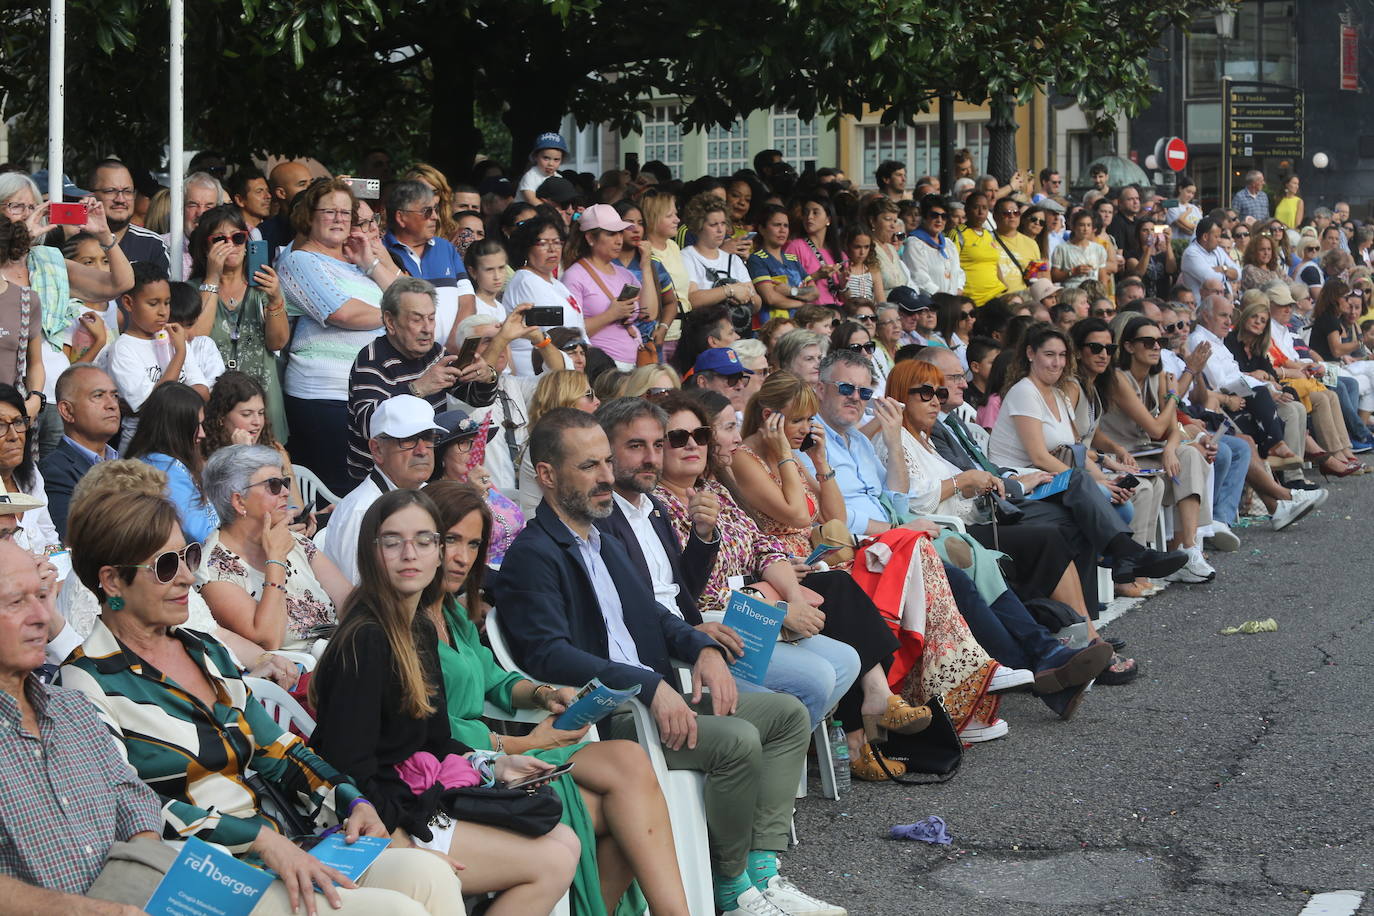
[868,695,963,784]
[440,783,563,837]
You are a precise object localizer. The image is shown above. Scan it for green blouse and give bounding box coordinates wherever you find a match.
[436,599,523,749]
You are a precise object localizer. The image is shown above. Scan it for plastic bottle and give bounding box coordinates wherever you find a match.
[830,720,851,793]
[153,329,173,369]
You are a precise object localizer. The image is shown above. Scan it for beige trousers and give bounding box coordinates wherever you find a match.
[250,847,465,916]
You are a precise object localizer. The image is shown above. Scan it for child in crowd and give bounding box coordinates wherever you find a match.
[107,263,210,445]
[966,336,1002,416]
[464,238,510,323]
[517,131,568,204]
[56,232,120,365]
[168,281,226,389]
[843,227,886,305]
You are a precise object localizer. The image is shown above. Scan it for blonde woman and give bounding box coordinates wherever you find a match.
[641,190,690,356]
[402,162,458,243]
[514,369,600,516]
[616,362,681,399]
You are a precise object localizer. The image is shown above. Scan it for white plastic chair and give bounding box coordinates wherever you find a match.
[293,464,342,512]
[244,676,316,737]
[487,609,713,916]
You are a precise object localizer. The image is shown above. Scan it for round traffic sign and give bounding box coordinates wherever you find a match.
[1164,137,1189,172]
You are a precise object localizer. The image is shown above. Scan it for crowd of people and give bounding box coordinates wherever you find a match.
[0,137,1367,916]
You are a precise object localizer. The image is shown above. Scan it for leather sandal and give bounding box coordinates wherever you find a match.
[851,742,906,781]
[863,694,932,740]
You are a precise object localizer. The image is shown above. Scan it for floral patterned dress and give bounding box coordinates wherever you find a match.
[196,530,337,646]
[735,443,817,558]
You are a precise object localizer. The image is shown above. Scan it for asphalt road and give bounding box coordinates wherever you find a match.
[785,476,1374,916]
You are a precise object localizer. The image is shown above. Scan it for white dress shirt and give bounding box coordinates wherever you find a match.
[612,491,681,612]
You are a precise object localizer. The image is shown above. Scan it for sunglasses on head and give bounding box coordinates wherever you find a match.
[645,387,672,399]
[829,381,875,401]
[666,426,713,448]
[1082,341,1118,355]
[1129,336,1163,349]
[118,542,203,584]
[847,341,876,354]
[210,231,248,246]
[908,384,949,402]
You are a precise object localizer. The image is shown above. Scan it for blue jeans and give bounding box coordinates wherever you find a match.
[1334,376,1368,442]
[737,634,861,728]
[1098,482,1134,526]
[1213,434,1250,524]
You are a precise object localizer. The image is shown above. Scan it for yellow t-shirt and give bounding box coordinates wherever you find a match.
[957,228,1006,306]
[652,238,691,341]
[995,232,1045,293]
[1275,196,1302,230]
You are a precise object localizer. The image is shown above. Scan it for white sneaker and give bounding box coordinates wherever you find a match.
[760,876,847,915]
[733,886,791,916]
[1166,545,1215,583]
[1271,488,1327,530]
[960,718,1009,742]
[1206,522,1240,551]
[988,665,1035,693]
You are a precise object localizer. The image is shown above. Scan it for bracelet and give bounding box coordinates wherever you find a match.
[264,580,288,594]
[815,468,838,482]
[492,734,504,754]
[363,258,381,275]
[534,336,552,349]
[198,282,219,294]
[265,559,289,570]
[777,457,798,469]
[347,798,373,816]
[532,684,553,708]
[98,237,117,252]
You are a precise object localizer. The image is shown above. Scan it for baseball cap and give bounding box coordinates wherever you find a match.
[1028,278,1062,301]
[536,176,578,206]
[477,176,515,198]
[370,395,446,440]
[530,132,570,155]
[578,204,633,232]
[889,286,933,313]
[435,409,498,449]
[30,170,90,201]
[693,347,753,377]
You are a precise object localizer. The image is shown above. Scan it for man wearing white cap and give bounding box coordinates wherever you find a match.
[323,394,444,583]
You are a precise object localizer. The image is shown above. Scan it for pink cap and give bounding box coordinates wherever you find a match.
[578,204,633,232]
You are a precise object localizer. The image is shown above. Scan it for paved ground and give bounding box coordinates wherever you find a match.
[786,477,1374,916]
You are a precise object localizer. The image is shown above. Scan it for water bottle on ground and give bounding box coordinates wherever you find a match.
[830,720,851,793]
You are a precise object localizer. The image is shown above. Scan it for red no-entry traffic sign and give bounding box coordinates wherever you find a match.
[1164,137,1189,172]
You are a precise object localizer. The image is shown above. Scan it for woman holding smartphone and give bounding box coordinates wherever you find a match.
[561,205,657,371]
[1123,220,1177,300]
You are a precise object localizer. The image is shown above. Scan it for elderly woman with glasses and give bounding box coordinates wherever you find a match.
[197,445,351,652]
[901,194,965,295]
[830,319,884,395]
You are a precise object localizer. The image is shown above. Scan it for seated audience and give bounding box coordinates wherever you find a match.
[770,328,826,385]
[502,216,585,376]
[686,346,755,414]
[125,381,219,543]
[40,364,120,539]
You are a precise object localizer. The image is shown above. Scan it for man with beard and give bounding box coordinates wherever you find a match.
[491,407,843,916]
[87,159,170,273]
[324,393,445,584]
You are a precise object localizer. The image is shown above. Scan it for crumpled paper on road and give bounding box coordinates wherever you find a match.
[889,815,951,844]
[1220,618,1278,635]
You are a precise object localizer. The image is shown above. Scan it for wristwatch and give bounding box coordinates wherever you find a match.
[198,282,220,294]
[25,390,46,412]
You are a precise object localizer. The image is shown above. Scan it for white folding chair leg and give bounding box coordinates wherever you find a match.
[1098,565,1114,603]
[550,891,572,916]
[813,722,838,801]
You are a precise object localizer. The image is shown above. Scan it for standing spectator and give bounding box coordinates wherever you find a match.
[1240,230,1287,291]
[161,173,223,279]
[1124,221,1177,299]
[125,381,219,543]
[1275,174,1303,230]
[0,217,48,410]
[1179,217,1240,299]
[187,204,290,437]
[1231,170,1271,222]
[276,177,394,495]
[954,192,1004,305]
[682,196,760,335]
[1166,177,1202,242]
[1051,210,1109,290]
[991,198,1042,294]
[901,194,965,295]
[1107,185,1143,252]
[87,159,170,272]
[748,203,816,318]
[841,227,884,305]
[561,205,657,370]
[517,132,569,205]
[613,198,679,353]
[503,216,585,376]
[401,163,461,244]
[875,160,908,202]
[862,196,913,293]
[259,160,313,254]
[0,383,58,553]
[382,180,476,351]
[783,195,848,308]
[40,363,119,538]
[345,277,497,481]
[225,166,272,234]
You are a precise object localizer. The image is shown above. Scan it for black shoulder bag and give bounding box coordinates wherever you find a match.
[870,695,964,784]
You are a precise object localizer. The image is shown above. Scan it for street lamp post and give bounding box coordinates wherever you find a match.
[1215,7,1237,208]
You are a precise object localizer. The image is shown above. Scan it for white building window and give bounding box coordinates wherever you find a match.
[643,103,685,179]
[770,107,819,166]
[861,125,911,187]
[559,114,602,175]
[706,118,750,174]
[958,122,990,175]
[863,120,990,186]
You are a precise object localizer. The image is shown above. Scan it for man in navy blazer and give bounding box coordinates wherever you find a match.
[39,365,121,539]
[490,408,842,916]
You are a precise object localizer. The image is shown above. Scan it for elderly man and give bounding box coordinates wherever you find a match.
[686,347,754,415]
[0,539,166,915]
[489,408,840,916]
[889,286,935,347]
[88,159,170,272]
[326,394,444,583]
[382,180,476,348]
[38,364,120,538]
[161,172,223,278]
[345,277,498,481]
[1231,170,1270,222]
[1180,217,1240,299]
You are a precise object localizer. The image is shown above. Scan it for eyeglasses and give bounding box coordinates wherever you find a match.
[375,531,443,555]
[1234,231,1250,239]
[381,431,437,451]
[3,201,36,217]
[0,523,23,541]
[854,314,877,322]
[1026,217,1045,226]
[93,187,135,199]
[1091,308,1117,318]
[996,209,1020,219]
[926,212,948,221]
[245,476,290,496]
[828,381,875,401]
[209,231,248,246]
[722,374,750,389]
[532,238,564,250]
[960,310,976,320]
[1081,342,1118,355]
[0,415,30,438]
[314,208,352,221]
[847,341,877,354]
[399,206,437,218]
[1129,337,1163,349]
[559,341,586,353]
[117,542,204,584]
[644,387,672,399]
[908,384,949,402]
[353,214,382,229]
[1160,321,1188,333]
[666,426,713,448]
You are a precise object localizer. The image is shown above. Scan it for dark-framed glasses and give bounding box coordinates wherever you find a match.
[908,384,949,402]
[665,426,712,448]
[117,542,204,583]
[829,381,875,401]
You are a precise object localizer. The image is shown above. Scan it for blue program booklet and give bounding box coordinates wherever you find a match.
[144,836,274,916]
[721,589,788,686]
[310,834,389,881]
[553,679,642,730]
[1024,469,1073,500]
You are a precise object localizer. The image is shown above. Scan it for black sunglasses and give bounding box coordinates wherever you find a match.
[1160,321,1188,333]
[246,476,291,496]
[117,542,203,584]
[847,341,877,354]
[1129,337,1163,349]
[209,231,248,246]
[1082,342,1118,355]
[666,426,712,448]
[908,384,950,402]
[829,381,875,401]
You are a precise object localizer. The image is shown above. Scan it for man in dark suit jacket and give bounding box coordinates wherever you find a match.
[39,365,121,539]
[917,347,1187,586]
[490,407,839,916]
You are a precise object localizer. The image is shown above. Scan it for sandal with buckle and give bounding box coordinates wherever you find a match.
[851,742,906,781]
[863,694,932,740]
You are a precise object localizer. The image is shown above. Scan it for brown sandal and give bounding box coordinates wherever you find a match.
[863,694,933,740]
[851,742,906,781]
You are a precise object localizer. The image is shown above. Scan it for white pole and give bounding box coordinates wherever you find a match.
[168,0,184,279]
[46,0,64,201]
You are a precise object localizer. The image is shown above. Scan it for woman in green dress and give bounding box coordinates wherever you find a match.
[424,481,689,916]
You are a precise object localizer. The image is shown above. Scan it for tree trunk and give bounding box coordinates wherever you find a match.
[501,70,572,175]
[426,42,483,182]
[985,92,1018,185]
